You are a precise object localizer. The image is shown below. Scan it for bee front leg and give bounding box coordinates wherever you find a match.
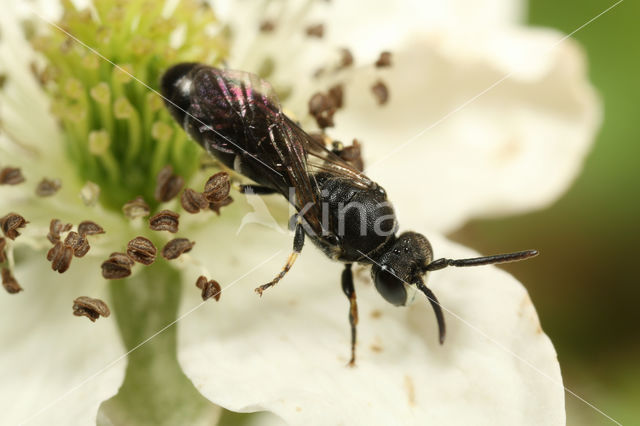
[255,221,305,296]
[341,263,358,366]
[238,185,279,195]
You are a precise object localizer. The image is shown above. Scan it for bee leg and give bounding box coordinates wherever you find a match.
[238,185,278,195]
[341,263,358,366]
[255,221,305,296]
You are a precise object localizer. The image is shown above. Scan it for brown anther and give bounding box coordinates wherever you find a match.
[0,237,7,263]
[305,23,324,38]
[0,213,28,240]
[308,92,336,129]
[154,165,185,202]
[0,167,25,185]
[338,139,364,171]
[203,172,231,203]
[259,20,275,32]
[48,219,72,243]
[122,196,150,219]
[126,236,157,265]
[196,275,221,301]
[149,210,180,233]
[35,178,61,197]
[375,51,392,68]
[328,84,344,109]
[162,238,195,260]
[72,296,111,322]
[47,241,73,273]
[310,132,329,147]
[78,220,105,236]
[64,231,90,257]
[371,80,389,105]
[181,188,209,214]
[338,48,354,69]
[0,237,6,263]
[101,252,134,279]
[209,196,233,215]
[1,268,22,294]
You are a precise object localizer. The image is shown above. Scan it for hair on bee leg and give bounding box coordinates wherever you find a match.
[255,221,305,296]
[238,184,279,195]
[341,263,359,366]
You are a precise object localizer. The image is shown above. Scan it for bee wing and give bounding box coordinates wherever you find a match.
[193,67,327,234]
[283,116,375,190]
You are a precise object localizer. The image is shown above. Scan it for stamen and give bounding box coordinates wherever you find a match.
[328,84,344,109]
[1,267,22,294]
[64,231,90,258]
[80,181,101,206]
[259,20,276,33]
[181,188,209,213]
[0,167,25,185]
[149,210,180,233]
[308,92,336,129]
[126,236,157,265]
[35,178,62,197]
[338,48,354,70]
[203,172,231,203]
[196,275,221,301]
[336,139,364,171]
[101,252,134,279]
[78,221,105,236]
[162,238,195,260]
[155,165,185,202]
[47,241,73,273]
[47,219,72,243]
[209,197,233,215]
[0,238,6,263]
[0,213,28,240]
[375,51,392,68]
[122,196,151,219]
[371,80,389,105]
[88,130,111,155]
[305,23,324,38]
[72,296,111,322]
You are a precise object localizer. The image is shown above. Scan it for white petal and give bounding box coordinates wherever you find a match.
[0,4,64,161]
[177,221,564,425]
[0,254,125,425]
[213,0,525,114]
[328,30,600,233]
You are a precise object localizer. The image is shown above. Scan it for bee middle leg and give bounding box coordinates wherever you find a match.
[255,221,305,296]
[341,263,358,366]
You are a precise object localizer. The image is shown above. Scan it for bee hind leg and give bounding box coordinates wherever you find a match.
[255,221,305,296]
[341,263,358,366]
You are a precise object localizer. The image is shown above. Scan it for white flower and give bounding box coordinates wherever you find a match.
[0,0,599,425]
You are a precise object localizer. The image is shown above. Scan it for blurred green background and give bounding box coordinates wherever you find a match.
[451,1,639,424]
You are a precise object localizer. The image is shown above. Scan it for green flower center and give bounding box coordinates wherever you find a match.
[30,0,228,212]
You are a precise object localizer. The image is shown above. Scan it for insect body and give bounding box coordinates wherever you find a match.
[161,63,537,365]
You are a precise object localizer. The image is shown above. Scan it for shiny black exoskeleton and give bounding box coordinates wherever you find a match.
[161,63,538,365]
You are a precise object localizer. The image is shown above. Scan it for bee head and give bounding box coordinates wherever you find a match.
[371,231,446,344]
[160,62,200,125]
[371,232,433,307]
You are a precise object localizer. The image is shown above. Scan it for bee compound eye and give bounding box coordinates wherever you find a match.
[325,234,341,246]
[373,266,408,307]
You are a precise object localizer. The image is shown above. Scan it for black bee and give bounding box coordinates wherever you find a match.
[161,63,537,365]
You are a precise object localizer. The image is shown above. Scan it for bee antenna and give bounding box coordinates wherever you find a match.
[414,278,446,344]
[422,250,538,272]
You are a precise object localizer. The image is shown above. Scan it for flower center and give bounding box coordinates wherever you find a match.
[29,0,228,212]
